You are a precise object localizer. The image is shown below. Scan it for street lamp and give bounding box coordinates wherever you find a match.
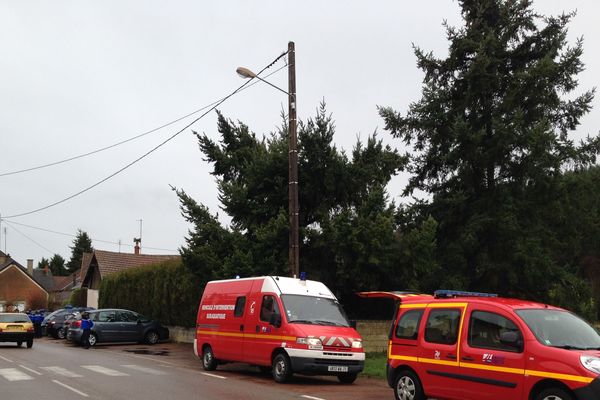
[237,41,299,279]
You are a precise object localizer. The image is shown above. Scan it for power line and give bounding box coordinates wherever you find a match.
[1,219,178,253]
[3,220,56,256]
[2,51,289,219]
[0,64,288,178]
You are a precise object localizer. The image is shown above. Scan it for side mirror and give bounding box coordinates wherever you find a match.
[349,320,357,329]
[269,313,282,328]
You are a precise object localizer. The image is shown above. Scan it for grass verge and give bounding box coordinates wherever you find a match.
[362,352,387,379]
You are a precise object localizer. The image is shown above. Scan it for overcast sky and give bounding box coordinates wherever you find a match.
[1,0,598,268]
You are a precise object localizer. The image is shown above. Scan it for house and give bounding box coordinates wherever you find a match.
[0,251,50,312]
[80,249,180,308]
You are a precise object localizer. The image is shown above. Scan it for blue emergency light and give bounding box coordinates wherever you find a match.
[434,290,498,298]
[300,271,307,281]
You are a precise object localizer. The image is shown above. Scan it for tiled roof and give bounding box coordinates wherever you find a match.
[77,252,93,286]
[33,268,54,291]
[53,274,76,292]
[94,250,180,278]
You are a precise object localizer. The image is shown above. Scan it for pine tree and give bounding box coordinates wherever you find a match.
[66,229,93,274]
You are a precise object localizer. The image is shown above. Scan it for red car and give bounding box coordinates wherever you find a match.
[358,290,600,400]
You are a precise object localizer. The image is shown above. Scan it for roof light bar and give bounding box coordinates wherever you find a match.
[434,290,498,299]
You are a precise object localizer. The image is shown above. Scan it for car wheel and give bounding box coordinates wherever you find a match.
[16,341,22,347]
[145,331,159,345]
[26,339,33,349]
[87,333,98,347]
[337,372,358,384]
[272,353,293,383]
[202,346,218,371]
[536,387,574,400]
[394,370,425,400]
[57,329,66,340]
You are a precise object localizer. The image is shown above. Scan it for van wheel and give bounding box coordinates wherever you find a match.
[88,333,98,347]
[272,353,293,383]
[394,370,425,400]
[337,372,358,384]
[536,388,574,400]
[58,329,66,339]
[202,346,218,371]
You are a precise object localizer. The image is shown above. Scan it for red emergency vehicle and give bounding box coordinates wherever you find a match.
[195,276,365,383]
[358,290,600,400]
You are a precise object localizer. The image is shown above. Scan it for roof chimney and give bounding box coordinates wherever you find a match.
[133,238,141,255]
[27,259,33,276]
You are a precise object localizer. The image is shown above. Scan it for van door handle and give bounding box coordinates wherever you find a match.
[256,325,260,333]
[240,324,244,332]
[462,356,473,361]
[446,354,457,360]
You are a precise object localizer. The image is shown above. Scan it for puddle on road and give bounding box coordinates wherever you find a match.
[123,348,170,356]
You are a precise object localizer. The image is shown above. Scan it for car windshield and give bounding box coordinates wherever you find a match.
[516,309,600,349]
[0,314,31,323]
[280,294,351,327]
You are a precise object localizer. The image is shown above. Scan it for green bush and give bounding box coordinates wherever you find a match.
[99,259,202,327]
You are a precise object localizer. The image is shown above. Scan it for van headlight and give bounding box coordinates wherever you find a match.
[296,337,323,350]
[581,356,600,374]
[351,339,363,349]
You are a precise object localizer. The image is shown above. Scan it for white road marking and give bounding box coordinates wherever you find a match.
[121,364,168,375]
[19,365,42,375]
[201,372,226,379]
[301,396,326,400]
[41,366,83,378]
[53,379,89,397]
[0,368,33,381]
[0,355,13,363]
[81,365,129,376]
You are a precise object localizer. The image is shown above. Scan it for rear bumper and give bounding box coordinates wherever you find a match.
[286,348,365,376]
[0,332,34,342]
[575,377,600,400]
[67,329,84,343]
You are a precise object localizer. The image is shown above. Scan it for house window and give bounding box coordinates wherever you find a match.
[0,302,5,312]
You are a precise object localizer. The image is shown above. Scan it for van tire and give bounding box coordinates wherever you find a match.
[272,353,293,383]
[337,373,358,384]
[202,346,218,371]
[394,370,425,400]
[536,387,573,400]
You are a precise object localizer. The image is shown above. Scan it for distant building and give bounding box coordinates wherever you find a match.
[80,249,180,308]
[0,251,50,311]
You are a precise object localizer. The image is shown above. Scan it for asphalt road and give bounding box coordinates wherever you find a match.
[0,337,390,400]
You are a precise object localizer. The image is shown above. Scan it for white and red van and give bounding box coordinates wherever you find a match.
[194,276,365,383]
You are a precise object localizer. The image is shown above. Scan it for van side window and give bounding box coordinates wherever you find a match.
[234,296,246,317]
[260,295,280,322]
[469,311,523,352]
[424,309,461,345]
[395,310,423,340]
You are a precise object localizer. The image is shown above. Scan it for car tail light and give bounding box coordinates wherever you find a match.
[72,320,82,328]
[27,327,34,332]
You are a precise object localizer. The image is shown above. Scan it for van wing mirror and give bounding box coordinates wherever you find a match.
[269,313,282,328]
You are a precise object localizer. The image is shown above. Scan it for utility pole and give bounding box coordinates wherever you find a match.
[288,41,299,279]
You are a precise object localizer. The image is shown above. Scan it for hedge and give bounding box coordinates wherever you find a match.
[98,258,202,328]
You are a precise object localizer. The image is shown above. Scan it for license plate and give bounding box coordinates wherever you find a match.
[328,366,348,372]
[6,325,24,331]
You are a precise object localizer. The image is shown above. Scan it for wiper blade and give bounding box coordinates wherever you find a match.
[289,319,314,324]
[552,345,587,350]
[313,320,347,327]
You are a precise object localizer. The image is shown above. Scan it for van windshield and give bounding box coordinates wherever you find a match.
[281,295,351,327]
[516,309,600,350]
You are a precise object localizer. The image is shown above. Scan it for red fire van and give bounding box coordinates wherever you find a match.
[195,276,365,383]
[358,290,600,400]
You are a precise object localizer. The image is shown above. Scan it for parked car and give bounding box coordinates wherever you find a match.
[0,312,35,348]
[67,308,169,347]
[42,307,94,339]
[60,312,82,339]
